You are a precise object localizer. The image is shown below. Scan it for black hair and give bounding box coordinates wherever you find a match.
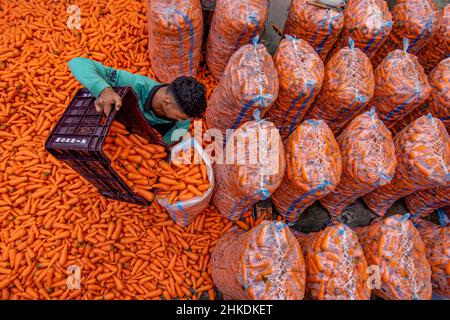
[167,76,207,118]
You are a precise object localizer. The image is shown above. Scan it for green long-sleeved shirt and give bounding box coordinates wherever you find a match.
[68,57,190,145]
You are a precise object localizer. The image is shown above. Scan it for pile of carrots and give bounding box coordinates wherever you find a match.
[0,0,227,300]
[102,121,168,202]
[156,148,210,205]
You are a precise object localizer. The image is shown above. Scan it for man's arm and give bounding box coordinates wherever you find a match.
[68,57,159,96]
[68,57,116,98]
[68,58,159,115]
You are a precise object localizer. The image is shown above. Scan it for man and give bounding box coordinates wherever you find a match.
[68,57,207,145]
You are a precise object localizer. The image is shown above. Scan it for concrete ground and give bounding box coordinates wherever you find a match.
[291,197,409,233]
[288,195,443,234]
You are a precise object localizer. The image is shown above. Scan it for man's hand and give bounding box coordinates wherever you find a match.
[95,87,122,116]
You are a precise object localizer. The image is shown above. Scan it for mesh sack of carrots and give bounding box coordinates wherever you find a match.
[283,0,344,61]
[327,0,392,60]
[102,121,168,203]
[305,39,375,134]
[205,0,268,80]
[205,40,279,137]
[294,223,370,300]
[156,138,214,227]
[405,185,450,220]
[265,36,324,141]
[371,0,438,67]
[356,214,432,300]
[417,5,450,75]
[212,119,286,220]
[388,54,449,136]
[363,115,450,217]
[427,58,450,133]
[271,119,342,223]
[320,109,396,217]
[210,220,306,299]
[371,40,432,129]
[415,219,450,298]
[147,0,203,82]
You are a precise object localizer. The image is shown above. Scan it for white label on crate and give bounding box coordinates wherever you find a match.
[55,137,87,144]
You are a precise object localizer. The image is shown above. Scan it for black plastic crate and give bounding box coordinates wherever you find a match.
[45,87,168,206]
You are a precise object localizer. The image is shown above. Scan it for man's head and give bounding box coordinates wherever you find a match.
[161,76,207,121]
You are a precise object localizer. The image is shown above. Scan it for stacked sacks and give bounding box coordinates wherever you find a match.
[306,39,374,134]
[363,115,450,217]
[147,0,203,82]
[271,119,342,223]
[266,36,324,141]
[320,109,396,217]
[210,221,306,299]
[328,0,392,60]
[356,214,432,300]
[417,4,450,74]
[206,0,268,80]
[371,0,438,67]
[295,223,371,300]
[283,0,344,61]
[205,39,279,138]
[371,39,432,129]
[212,118,285,220]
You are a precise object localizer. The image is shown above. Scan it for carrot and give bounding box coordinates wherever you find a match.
[159,177,178,186]
[236,220,249,231]
[7,228,27,243]
[158,160,176,175]
[135,188,155,202]
[97,272,115,282]
[186,185,202,197]
[178,193,194,202]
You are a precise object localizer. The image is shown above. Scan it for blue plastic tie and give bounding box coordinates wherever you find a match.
[253,108,261,122]
[401,213,411,222]
[348,37,355,50]
[403,38,409,52]
[437,208,449,227]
